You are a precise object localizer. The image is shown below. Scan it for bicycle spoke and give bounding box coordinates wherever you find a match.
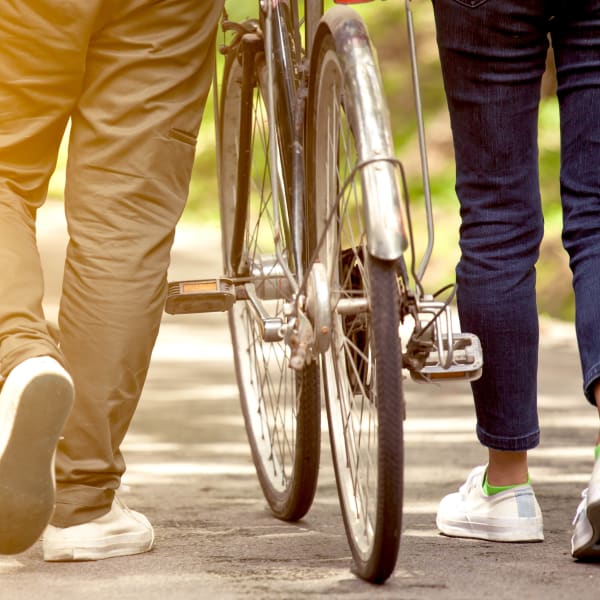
[219,32,320,520]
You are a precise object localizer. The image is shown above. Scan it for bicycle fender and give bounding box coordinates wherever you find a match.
[311,6,408,260]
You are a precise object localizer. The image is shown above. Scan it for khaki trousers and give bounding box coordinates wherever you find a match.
[0,0,223,526]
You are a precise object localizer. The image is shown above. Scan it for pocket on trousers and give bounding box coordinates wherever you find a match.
[168,127,198,147]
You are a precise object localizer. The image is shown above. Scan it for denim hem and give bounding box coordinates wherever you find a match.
[583,364,600,406]
[476,424,540,451]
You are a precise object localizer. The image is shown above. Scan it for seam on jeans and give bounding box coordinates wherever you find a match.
[168,128,197,146]
[450,0,489,7]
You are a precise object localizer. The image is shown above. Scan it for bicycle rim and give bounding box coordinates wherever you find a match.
[218,39,321,521]
[307,31,404,582]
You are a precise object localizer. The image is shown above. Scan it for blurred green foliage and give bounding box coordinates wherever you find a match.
[49,0,571,319]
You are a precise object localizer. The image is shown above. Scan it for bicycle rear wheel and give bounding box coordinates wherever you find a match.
[218,32,321,521]
[306,13,404,583]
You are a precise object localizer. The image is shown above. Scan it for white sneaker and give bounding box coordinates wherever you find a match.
[571,457,600,559]
[43,496,154,561]
[0,356,74,555]
[436,465,544,542]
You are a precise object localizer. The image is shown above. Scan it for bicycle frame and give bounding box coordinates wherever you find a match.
[218,2,307,288]
[224,1,407,282]
[208,0,481,381]
[164,0,483,584]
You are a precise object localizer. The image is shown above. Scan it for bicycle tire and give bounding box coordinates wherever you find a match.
[218,31,321,521]
[306,13,404,583]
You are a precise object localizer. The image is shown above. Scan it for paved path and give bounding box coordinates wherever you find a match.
[2,201,600,599]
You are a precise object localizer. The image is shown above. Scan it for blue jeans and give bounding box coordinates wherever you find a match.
[432,0,600,450]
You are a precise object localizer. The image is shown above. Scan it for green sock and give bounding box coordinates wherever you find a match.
[482,472,530,496]
[595,444,600,461]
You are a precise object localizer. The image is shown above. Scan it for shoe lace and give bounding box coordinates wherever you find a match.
[573,488,588,526]
[458,466,485,497]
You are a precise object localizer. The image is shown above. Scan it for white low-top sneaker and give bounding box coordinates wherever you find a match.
[571,457,600,560]
[0,356,74,555]
[436,465,544,542]
[43,496,154,561]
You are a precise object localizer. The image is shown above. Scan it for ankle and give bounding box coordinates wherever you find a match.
[483,472,531,496]
[486,449,529,487]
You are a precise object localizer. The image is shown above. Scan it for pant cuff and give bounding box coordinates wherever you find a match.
[583,365,600,406]
[51,483,116,527]
[476,424,539,451]
[0,340,65,379]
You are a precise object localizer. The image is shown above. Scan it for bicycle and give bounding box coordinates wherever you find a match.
[166,0,483,584]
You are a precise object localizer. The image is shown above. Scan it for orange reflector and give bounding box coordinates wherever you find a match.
[181,281,218,294]
[428,371,470,380]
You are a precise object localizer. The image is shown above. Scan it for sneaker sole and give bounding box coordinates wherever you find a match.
[572,498,600,560]
[44,531,154,562]
[437,517,544,542]
[0,369,73,554]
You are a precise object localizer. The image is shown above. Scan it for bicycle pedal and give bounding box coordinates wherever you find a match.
[165,278,235,315]
[411,332,483,383]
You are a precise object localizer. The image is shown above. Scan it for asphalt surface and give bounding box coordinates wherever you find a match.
[2,200,600,599]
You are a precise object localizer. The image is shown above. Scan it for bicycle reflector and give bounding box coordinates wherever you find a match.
[165,279,235,314]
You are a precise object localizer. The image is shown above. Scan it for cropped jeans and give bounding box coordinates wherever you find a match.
[432,0,600,450]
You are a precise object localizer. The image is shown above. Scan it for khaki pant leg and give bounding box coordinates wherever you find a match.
[0,3,100,377]
[52,0,224,526]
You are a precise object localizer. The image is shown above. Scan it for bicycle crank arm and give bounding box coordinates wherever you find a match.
[165,259,294,315]
[166,276,287,344]
[244,283,284,342]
